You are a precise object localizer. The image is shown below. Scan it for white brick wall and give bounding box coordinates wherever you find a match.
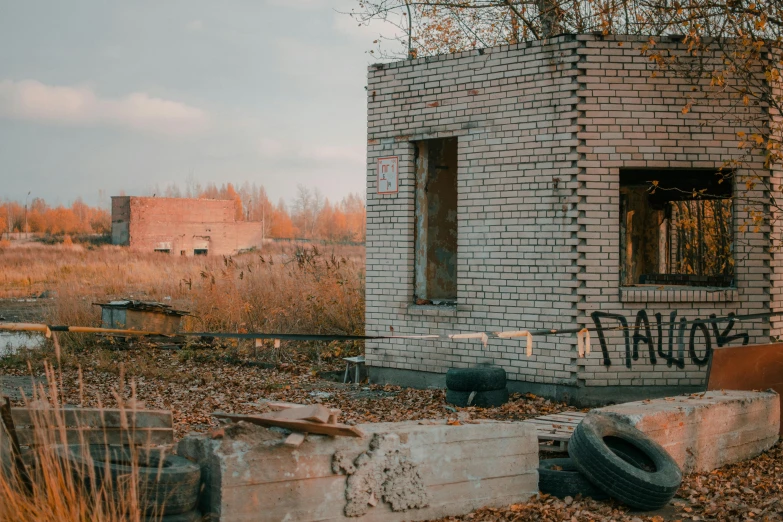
[366,35,772,391]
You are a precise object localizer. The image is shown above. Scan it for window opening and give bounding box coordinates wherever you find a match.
[194,249,208,256]
[413,138,458,303]
[620,169,733,287]
[153,248,170,254]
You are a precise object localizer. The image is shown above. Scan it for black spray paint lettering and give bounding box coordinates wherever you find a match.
[590,312,629,367]
[590,310,749,369]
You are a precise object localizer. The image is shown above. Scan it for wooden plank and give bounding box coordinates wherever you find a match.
[535,431,573,437]
[539,441,568,452]
[283,432,306,447]
[213,412,365,438]
[10,407,173,429]
[553,412,587,419]
[533,432,572,438]
[533,422,579,428]
[16,427,174,446]
[259,401,341,416]
[268,405,331,424]
[532,427,575,434]
[537,414,585,423]
[530,425,574,433]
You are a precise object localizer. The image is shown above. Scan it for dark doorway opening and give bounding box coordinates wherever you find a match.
[413,138,458,303]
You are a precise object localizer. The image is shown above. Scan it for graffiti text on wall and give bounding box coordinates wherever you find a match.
[590,311,749,369]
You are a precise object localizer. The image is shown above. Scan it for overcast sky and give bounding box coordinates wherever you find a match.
[0,0,401,207]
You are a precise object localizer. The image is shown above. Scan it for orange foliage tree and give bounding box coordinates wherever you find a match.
[2,182,365,242]
[0,197,110,238]
[197,182,366,242]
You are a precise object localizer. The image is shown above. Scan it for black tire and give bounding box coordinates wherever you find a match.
[568,414,682,511]
[147,510,202,522]
[446,367,506,392]
[57,445,201,516]
[605,434,657,472]
[446,388,509,407]
[539,458,609,500]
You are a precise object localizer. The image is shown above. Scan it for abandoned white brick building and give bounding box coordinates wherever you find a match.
[365,34,780,404]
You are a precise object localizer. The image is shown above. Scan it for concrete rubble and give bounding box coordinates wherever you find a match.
[177,419,539,521]
[595,390,780,473]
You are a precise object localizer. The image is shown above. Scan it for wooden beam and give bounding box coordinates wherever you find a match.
[267,405,331,424]
[212,412,364,438]
[261,401,340,415]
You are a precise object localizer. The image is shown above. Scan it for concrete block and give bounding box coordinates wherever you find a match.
[178,419,538,521]
[595,390,780,473]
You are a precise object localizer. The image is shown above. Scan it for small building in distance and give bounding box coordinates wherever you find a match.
[111,196,263,256]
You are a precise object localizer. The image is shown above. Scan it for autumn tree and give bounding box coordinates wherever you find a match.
[0,205,7,238]
[0,198,110,238]
[292,185,325,239]
[269,199,297,238]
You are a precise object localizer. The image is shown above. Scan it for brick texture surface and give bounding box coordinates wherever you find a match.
[111,196,263,256]
[365,35,773,390]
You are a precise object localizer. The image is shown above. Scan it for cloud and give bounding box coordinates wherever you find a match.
[257,138,365,166]
[307,144,365,165]
[258,137,286,156]
[265,0,330,9]
[186,20,203,31]
[0,80,209,136]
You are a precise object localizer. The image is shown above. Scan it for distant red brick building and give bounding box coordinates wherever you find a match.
[111,196,263,256]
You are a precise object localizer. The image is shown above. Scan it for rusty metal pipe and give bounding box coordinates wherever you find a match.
[0,323,167,337]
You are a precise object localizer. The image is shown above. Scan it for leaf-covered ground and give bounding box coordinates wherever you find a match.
[0,345,580,436]
[1,346,781,522]
[433,441,783,522]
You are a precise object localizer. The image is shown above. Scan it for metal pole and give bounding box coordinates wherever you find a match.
[24,191,30,239]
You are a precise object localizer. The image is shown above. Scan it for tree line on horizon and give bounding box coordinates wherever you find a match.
[1,182,366,243]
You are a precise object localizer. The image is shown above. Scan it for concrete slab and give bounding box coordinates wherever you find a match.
[595,390,780,473]
[178,419,539,521]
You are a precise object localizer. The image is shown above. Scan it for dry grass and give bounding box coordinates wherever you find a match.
[0,241,365,359]
[0,363,168,522]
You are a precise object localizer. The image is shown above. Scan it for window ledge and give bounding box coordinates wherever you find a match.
[406,304,457,317]
[620,286,738,303]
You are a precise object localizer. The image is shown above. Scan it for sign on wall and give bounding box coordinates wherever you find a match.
[377,156,399,194]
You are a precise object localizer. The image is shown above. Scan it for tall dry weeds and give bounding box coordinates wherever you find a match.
[0,362,171,522]
[0,242,365,361]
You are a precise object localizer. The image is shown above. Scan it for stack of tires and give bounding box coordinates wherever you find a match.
[539,413,683,511]
[57,445,202,521]
[445,366,509,407]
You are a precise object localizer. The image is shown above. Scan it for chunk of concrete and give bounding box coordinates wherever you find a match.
[595,390,780,473]
[178,419,538,521]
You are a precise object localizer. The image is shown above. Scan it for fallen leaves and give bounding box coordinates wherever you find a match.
[0,347,582,438]
[3,347,783,522]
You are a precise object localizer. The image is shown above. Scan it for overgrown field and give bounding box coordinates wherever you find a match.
[0,241,365,360]
[3,242,783,522]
